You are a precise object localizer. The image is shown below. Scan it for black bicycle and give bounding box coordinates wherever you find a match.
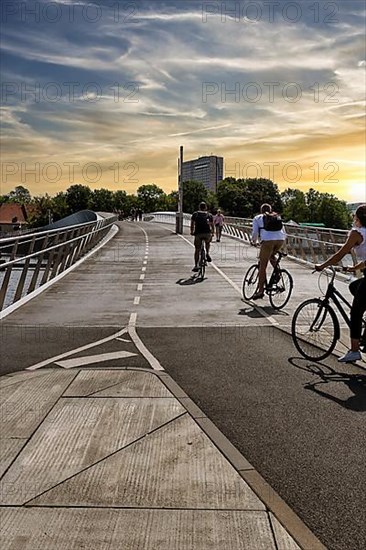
[242,251,293,310]
[292,267,366,361]
[197,240,207,279]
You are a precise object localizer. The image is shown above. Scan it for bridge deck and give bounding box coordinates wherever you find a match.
[0,221,365,550]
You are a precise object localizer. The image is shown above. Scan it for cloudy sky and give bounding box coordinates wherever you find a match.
[1,0,365,201]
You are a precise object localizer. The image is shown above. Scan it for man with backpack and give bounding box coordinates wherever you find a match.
[190,202,214,272]
[250,203,286,300]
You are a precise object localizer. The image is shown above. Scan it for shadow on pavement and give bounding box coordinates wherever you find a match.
[289,357,366,411]
[176,276,205,285]
[238,305,289,317]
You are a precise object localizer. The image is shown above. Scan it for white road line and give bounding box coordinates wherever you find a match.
[128,326,164,371]
[139,274,145,280]
[143,260,147,265]
[26,326,129,371]
[129,312,137,327]
[116,337,131,342]
[137,283,143,291]
[142,267,146,272]
[134,296,140,305]
[55,351,137,369]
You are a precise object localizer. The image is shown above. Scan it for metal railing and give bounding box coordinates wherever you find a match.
[146,212,358,267]
[0,213,117,311]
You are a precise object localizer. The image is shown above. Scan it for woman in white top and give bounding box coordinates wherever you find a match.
[213,209,225,242]
[315,204,366,362]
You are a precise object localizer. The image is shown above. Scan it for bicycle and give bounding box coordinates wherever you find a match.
[197,240,207,279]
[242,250,293,310]
[292,267,366,361]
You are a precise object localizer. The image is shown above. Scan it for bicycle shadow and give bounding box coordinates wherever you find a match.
[238,304,289,318]
[176,275,205,285]
[289,357,366,411]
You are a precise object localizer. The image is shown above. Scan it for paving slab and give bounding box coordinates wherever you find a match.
[64,369,173,397]
[0,508,277,550]
[0,369,51,389]
[0,439,26,479]
[31,413,264,510]
[0,397,185,505]
[0,370,76,438]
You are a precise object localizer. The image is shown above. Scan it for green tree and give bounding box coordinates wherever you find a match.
[27,194,55,227]
[182,180,208,213]
[281,188,310,222]
[316,194,351,229]
[65,184,93,213]
[7,185,32,204]
[245,178,282,215]
[52,192,69,220]
[91,188,114,212]
[113,190,128,212]
[206,190,218,212]
[281,188,351,228]
[124,194,139,215]
[137,184,166,212]
[306,188,321,223]
[217,179,243,216]
[164,191,178,211]
[217,178,282,218]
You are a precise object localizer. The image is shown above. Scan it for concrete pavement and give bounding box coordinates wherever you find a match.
[1,220,364,549]
[0,365,324,549]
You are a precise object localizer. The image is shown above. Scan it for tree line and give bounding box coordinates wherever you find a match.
[0,178,352,229]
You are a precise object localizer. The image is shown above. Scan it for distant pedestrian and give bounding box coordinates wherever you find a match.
[137,208,143,221]
[213,209,224,242]
[130,207,136,221]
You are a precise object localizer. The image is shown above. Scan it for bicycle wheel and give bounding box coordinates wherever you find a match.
[198,247,206,279]
[242,264,259,300]
[269,269,293,310]
[292,299,339,361]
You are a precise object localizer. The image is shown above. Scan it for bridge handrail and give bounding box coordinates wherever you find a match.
[0,213,117,311]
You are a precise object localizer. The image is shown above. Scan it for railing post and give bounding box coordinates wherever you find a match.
[0,239,19,310]
[14,235,36,302]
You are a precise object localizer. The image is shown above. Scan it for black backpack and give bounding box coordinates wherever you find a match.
[262,212,283,231]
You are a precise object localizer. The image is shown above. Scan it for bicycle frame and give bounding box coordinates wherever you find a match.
[322,270,352,329]
[266,253,283,288]
[197,241,206,278]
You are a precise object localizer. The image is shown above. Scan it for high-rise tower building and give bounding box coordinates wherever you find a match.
[181,155,223,193]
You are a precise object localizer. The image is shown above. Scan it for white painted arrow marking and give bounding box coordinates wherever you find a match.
[27,327,129,371]
[55,351,137,369]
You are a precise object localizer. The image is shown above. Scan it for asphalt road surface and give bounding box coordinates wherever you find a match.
[141,324,366,550]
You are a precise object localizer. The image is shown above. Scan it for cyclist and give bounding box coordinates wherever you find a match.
[315,204,366,362]
[251,203,286,300]
[190,202,214,272]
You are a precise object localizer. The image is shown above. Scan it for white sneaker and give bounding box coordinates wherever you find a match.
[338,350,362,363]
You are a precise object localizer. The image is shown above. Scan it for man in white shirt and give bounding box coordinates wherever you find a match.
[251,203,286,300]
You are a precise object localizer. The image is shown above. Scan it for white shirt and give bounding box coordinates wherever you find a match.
[252,214,286,242]
[353,226,366,261]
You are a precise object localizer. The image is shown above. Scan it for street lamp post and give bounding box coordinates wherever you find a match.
[176,145,184,234]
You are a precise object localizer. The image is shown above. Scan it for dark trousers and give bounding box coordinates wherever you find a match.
[349,270,366,340]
